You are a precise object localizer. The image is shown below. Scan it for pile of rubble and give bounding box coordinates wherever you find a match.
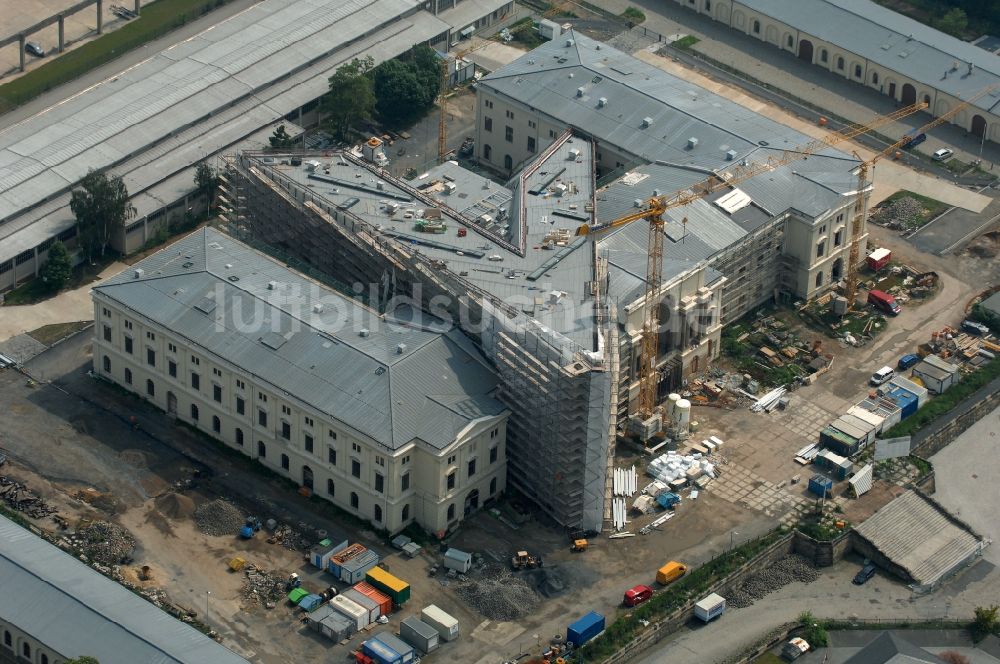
[73,520,136,565]
[268,523,310,551]
[240,564,287,608]
[194,499,244,536]
[454,564,540,621]
[0,476,57,519]
[869,196,923,230]
[726,554,818,609]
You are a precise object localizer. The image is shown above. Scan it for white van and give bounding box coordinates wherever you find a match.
[870,366,894,386]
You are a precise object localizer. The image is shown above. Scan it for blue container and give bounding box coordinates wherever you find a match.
[363,632,415,664]
[886,387,918,419]
[567,611,605,647]
[239,525,254,538]
[656,492,680,509]
[808,474,833,498]
[299,594,324,612]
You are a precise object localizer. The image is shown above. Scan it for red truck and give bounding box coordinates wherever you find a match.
[868,289,901,315]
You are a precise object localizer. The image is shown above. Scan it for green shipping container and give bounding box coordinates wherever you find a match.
[288,587,309,605]
[365,566,411,606]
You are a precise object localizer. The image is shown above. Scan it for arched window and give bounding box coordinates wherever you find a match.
[836,56,844,71]
[42,654,50,664]
[447,503,456,521]
[281,453,289,470]
[212,415,221,433]
[125,368,133,384]
[22,642,30,658]
[402,504,410,521]
[3,630,10,647]
[923,94,931,105]
[872,71,879,85]
[103,355,111,372]
[504,154,513,170]
[351,492,359,509]
[191,404,199,421]
[786,35,793,48]
[820,48,828,63]
[752,19,760,34]
[374,505,383,522]
[258,441,266,458]
[327,478,335,496]
[490,477,498,495]
[146,379,154,396]
[483,144,492,160]
[235,427,244,446]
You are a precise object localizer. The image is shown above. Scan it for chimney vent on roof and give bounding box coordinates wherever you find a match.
[726,149,738,161]
[359,328,370,337]
[597,97,608,107]
[313,304,324,314]
[634,199,644,208]
[397,343,407,354]
[687,137,699,149]
[133,268,144,279]
[642,117,653,128]
[652,189,661,197]
[576,86,585,97]
[565,38,575,47]
[267,281,277,290]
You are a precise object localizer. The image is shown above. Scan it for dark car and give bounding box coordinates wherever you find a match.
[962,319,991,336]
[897,353,920,370]
[25,41,45,57]
[853,563,877,585]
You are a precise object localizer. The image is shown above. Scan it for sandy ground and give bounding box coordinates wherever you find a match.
[632,49,992,213]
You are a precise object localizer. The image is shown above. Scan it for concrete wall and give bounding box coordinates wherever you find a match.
[910,374,1000,458]
[0,620,62,664]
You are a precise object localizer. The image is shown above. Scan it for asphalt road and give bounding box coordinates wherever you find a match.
[909,188,1000,255]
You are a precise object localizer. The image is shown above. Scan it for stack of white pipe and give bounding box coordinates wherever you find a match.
[612,497,628,531]
[751,386,787,412]
[613,466,639,497]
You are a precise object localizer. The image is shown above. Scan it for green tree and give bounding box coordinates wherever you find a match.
[268,124,297,149]
[69,171,136,263]
[40,240,72,292]
[64,658,100,664]
[935,7,968,36]
[194,161,220,201]
[321,56,375,142]
[975,604,999,639]
[373,59,427,127]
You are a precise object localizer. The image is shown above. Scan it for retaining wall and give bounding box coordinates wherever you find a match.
[910,375,1000,458]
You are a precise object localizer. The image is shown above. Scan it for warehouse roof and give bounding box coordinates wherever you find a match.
[842,631,947,664]
[735,0,1000,114]
[0,514,250,664]
[479,30,853,170]
[93,228,505,450]
[854,490,985,587]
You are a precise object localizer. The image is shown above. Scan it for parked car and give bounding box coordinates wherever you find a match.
[901,132,926,149]
[870,366,894,386]
[932,148,954,161]
[853,562,877,585]
[961,319,991,336]
[897,353,920,370]
[868,289,901,315]
[623,584,653,607]
[25,41,45,57]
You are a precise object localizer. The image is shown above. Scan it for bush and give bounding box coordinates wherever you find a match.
[974,605,999,640]
[622,7,646,23]
[39,240,72,292]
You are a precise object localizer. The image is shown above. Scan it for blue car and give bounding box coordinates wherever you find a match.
[897,353,920,370]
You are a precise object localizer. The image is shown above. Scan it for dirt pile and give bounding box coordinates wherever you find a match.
[194,499,244,536]
[75,520,137,565]
[454,564,540,621]
[726,554,818,608]
[155,492,196,519]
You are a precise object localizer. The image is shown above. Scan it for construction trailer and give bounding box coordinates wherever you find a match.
[911,355,958,394]
[400,616,440,654]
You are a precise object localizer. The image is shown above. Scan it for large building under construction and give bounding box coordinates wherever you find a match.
[218,30,865,531]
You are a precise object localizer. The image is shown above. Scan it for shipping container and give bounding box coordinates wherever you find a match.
[808,474,833,498]
[820,425,860,456]
[287,587,309,605]
[421,604,459,641]
[912,355,958,394]
[310,539,348,570]
[299,593,324,612]
[883,386,918,419]
[328,543,367,577]
[342,588,381,623]
[866,248,891,271]
[307,603,336,631]
[443,548,473,573]
[331,594,370,631]
[694,593,726,622]
[363,632,415,664]
[354,582,393,617]
[366,567,411,606]
[321,611,354,641]
[656,561,687,585]
[852,396,902,432]
[567,611,605,647]
[400,616,440,654]
[814,450,852,480]
[887,376,929,408]
[340,549,380,584]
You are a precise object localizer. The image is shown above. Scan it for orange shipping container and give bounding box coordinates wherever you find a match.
[331,543,366,565]
[353,581,392,617]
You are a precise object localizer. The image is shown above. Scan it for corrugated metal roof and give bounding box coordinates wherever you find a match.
[735,0,1000,114]
[94,229,505,450]
[854,490,984,586]
[849,463,874,496]
[0,515,250,664]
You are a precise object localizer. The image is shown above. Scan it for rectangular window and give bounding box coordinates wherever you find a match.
[125,368,132,385]
[834,229,843,247]
[103,325,112,342]
[146,331,155,340]
[816,240,826,258]
[484,116,492,132]
[281,421,291,440]
[328,447,337,465]
[236,396,245,415]
[190,355,199,365]
[376,456,385,467]
[213,384,222,402]
[281,454,289,470]
[168,342,177,353]
[490,446,498,463]
[258,409,267,427]
[401,472,410,491]
[447,454,456,465]
[374,472,384,493]
[281,405,290,415]
[527,136,536,153]
[124,337,133,354]
[329,429,337,440]
[468,459,476,477]
[191,372,200,390]
[124,320,133,330]
[305,434,314,453]
[447,471,456,490]
[528,120,536,129]
[352,442,362,453]
[304,416,314,427]
[169,360,177,378]
[505,126,513,142]
[549,129,556,138]
[102,307,111,318]
[236,379,245,390]
[854,64,862,78]
[352,459,361,478]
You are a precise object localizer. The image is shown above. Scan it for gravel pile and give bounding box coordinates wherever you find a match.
[870,196,923,229]
[194,499,244,536]
[455,564,540,621]
[75,521,136,565]
[727,554,818,609]
[154,492,196,519]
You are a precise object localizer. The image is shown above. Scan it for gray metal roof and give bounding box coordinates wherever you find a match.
[736,0,1000,114]
[843,631,947,664]
[981,291,1000,317]
[0,514,251,664]
[480,30,851,169]
[854,490,984,587]
[93,228,505,450]
[0,0,454,263]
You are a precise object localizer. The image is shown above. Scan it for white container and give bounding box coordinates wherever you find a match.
[675,399,692,432]
[667,393,681,419]
[331,594,369,631]
[694,593,726,622]
[421,604,459,641]
[341,588,380,624]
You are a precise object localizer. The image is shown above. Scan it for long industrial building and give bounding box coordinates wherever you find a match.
[672,0,1000,144]
[0,0,514,293]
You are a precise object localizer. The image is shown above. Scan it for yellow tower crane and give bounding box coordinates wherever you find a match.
[843,83,1000,308]
[578,101,931,418]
